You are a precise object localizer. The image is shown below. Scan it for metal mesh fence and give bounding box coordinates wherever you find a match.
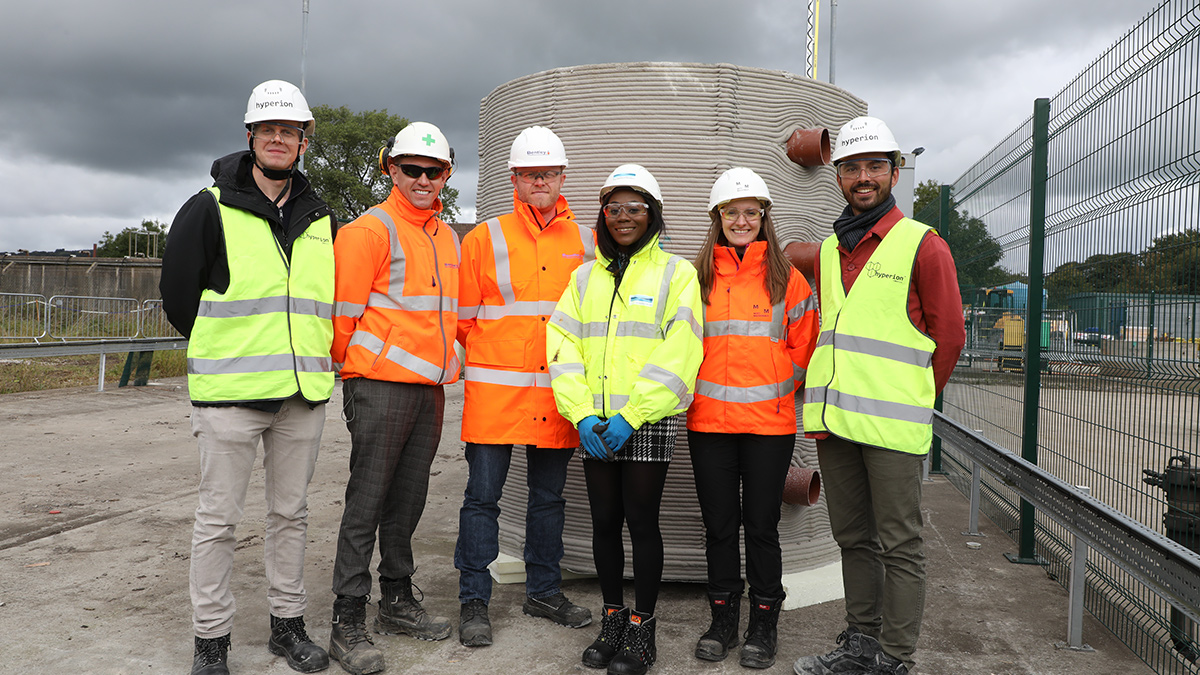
[0,293,183,341]
[926,0,1200,671]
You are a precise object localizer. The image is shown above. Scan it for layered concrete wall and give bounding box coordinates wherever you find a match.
[479,62,868,582]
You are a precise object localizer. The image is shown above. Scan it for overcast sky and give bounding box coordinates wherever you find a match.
[0,0,1163,253]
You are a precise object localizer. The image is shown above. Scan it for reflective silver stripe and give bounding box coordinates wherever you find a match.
[486,218,517,305]
[576,223,596,262]
[198,296,288,318]
[817,329,835,348]
[188,353,331,375]
[366,207,407,299]
[668,305,704,341]
[548,362,585,380]
[638,363,690,402]
[335,300,367,319]
[805,386,933,425]
[365,291,457,313]
[654,256,682,327]
[583,321,608,338]
[794,364,807,382]
[575,260,596,306]
[459,304,479,320]
[675,395,693,410]
[770,301,786,340]
[705,319,775,338]
[290,297,334,320]
[697,379,790,404]
[550,310,584,338]
[476,299,559,320]
[595,393,630,410]
[790,293,818,319]
[464,366,551,388]
[614,320,661,339]
[347,330,455,383]
[833,334,934,368]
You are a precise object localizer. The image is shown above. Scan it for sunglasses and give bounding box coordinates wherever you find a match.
[397,164,448,180]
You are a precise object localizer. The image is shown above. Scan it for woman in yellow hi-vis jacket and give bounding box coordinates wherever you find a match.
[548,164,703,675]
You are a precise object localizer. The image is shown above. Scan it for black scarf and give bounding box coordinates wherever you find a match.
[832,194,896,252]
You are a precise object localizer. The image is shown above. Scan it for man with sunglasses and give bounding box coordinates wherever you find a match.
[793,116,964,675]
[454,126,596,647]
[161,80,334,675]
[327,122,461,674]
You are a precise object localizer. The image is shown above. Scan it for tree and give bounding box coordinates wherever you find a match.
[305,105,460,224]
[96,220,166,258]
[912,180,1008,289]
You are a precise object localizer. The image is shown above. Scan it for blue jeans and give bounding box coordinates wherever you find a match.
[454,443,574,603]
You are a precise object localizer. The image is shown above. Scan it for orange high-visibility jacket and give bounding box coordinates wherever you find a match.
[332,187,461,385]
[687,241,819,435]
[458,191,595,447]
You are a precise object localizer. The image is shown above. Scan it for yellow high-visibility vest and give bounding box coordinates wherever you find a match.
[186,187,334,403]
[803,218,936,454]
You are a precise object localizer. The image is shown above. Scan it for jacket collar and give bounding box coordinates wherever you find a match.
[512,189,574,234]
[386,185,443,229]
[714,240,767,275]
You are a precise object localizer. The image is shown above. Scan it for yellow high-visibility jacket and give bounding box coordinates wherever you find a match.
[547,235,703,429]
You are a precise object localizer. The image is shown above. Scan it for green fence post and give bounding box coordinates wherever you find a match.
[1006,97,1049,567]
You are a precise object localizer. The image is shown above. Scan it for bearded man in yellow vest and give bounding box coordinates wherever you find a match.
[793,117,965,675]
[161,80,335,675]
[454,126,595,647]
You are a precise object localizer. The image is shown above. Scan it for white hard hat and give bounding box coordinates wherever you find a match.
[245,80,314,135]
[707,167,772,211]
[600,164,663,209]
[508,126,568,169]
[389,121,453,165]
[830,116,901,164]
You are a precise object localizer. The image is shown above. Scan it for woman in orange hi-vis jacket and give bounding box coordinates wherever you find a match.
[686,167,819,670]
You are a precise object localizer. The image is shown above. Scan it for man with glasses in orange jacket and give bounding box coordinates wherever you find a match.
[454,126,596,647]
[326,122,461,675]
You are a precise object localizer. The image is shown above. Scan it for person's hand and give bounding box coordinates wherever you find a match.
[600,414,635,453]
[578,416,608,459]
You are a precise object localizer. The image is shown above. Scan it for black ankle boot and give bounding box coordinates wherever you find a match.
[695,591,740,661]
[582,604,629,668]
[739,593,783,669]
[269,615,329,673]
[607,611,656,675]
[192,634,231,675]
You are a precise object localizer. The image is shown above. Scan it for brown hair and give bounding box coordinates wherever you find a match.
[694,204,792,306]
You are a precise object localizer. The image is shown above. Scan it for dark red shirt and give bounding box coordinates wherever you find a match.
[808,206,967,439]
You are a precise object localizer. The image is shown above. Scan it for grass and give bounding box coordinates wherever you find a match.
[0,350,187,395]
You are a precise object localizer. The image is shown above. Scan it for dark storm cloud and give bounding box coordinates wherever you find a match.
[0,0,1164,252]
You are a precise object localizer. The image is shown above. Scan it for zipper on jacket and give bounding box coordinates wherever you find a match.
[422,215,450,385]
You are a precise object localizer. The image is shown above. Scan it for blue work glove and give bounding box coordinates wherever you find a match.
[578,415,608,459]
[599,414,635,454]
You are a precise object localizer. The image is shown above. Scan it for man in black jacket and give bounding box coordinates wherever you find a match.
[161,80,336,675]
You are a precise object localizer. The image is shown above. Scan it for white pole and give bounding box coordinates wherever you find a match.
[299,0,310,172]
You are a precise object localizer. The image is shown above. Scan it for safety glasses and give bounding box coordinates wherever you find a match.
[602,202,650,218]
[397,164,448,180]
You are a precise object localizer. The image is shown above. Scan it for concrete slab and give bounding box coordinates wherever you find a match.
[0,379,1155,674]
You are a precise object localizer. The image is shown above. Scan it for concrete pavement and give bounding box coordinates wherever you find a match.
[0,379,1153,674]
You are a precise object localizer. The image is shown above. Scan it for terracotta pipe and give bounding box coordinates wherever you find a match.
[786,127,831,167]
[782,466,821,506]
[783,241,820,280]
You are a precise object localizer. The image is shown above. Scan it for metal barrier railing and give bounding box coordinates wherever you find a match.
[1,293,183,342]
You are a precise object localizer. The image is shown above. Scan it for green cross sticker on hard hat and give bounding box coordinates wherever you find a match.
[387,122,452,164]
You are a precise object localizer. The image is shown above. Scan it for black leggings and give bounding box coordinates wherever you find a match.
[583,459,671,615]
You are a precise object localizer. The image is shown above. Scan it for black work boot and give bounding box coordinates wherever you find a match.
[581,604,629,668]
[458,598,492,647]
[522,591,593,628]
[191,634,231,675]
[269,615,330,673]
[739,593,782,669]
[329,595,384,675]
[375,576,452,641]
[607,611,657,675]
[792,626,882,675]
[694,591,740,662]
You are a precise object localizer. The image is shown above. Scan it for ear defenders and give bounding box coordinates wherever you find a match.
[377,137,456,178]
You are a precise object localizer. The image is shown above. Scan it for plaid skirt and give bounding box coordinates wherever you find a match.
[579,414,681,463]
